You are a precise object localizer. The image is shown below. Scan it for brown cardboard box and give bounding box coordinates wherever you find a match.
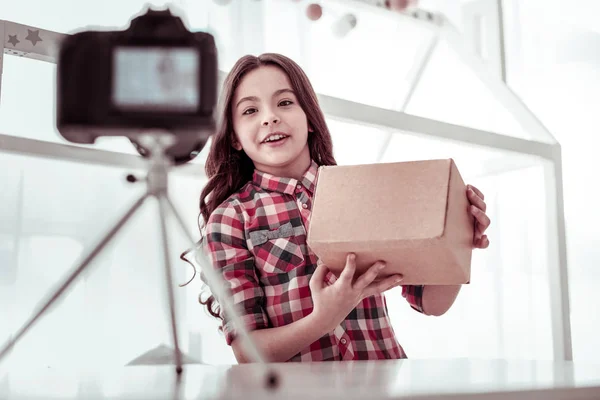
[306,159,474,285]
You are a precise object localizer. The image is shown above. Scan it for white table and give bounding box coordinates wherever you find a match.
[1,359,599,399]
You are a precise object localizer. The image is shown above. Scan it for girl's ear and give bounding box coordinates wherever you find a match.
[232,140,243,151]
[308,124,315,133]
[231,133,243,151]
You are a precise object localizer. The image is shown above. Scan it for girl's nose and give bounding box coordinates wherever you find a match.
[262,117,279,126]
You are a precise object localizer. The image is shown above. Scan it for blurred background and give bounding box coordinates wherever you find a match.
[0,0,598,387]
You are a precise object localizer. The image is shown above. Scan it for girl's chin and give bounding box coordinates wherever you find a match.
[255,153,301,168]
[259,157,295,167]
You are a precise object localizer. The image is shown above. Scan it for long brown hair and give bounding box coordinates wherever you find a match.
[191,53,337,321]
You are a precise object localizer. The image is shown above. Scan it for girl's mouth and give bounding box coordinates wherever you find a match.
[262,133,289,144]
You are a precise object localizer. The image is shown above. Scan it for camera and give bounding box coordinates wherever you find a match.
[56,7,219,164]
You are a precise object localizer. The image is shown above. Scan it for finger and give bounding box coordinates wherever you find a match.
[467,184,485,200]
[354,261,386,290]
[482,235,490,248]
[473,235,488,248]
[473,224,482,241]
[362,274,403,298]
[471,205,491,234]
[467,188,487,212]
[309,262,328,293]
[469,206,482,241]
[338,253,357,286]
[474,235,490,249]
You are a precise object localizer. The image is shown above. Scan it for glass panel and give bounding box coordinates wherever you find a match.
[378,129,540,180]
[184,0,435,110]
[183,0,250,72]
[0,150,235,376]
[270,1,435,111]
[404,38,552,142]
[326,118,392,166]
[0,234,17,286]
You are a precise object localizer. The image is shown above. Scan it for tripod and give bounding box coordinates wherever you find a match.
[0,132,276,385]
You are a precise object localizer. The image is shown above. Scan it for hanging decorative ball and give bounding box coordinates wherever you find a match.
[306,3,323,21]
[385,0,418,12]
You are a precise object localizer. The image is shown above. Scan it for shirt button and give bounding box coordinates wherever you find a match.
[340,338,347,345]
[302,203,308,209]
[297,184,302,189]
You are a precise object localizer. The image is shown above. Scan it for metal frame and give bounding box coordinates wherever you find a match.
[0,133,205,177]
[0,6,572,361]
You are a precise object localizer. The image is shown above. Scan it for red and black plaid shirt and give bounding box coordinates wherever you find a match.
[205,160,424,361]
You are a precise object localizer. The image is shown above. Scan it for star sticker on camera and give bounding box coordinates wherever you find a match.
[8,35,20,47]
[25,29,43,46]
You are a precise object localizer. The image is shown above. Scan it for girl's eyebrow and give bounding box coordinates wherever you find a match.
[235,88,295,109]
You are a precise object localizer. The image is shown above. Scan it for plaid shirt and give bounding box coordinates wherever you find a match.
[205,160,425,361]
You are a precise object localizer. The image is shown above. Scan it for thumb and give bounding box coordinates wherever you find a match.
[309,261,328,293]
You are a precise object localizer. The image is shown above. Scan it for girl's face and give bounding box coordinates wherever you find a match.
[231,65,312,179]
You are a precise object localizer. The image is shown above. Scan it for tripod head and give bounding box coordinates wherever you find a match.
[55,6,218,165]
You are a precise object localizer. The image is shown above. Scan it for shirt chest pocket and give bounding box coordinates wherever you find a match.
[249,222,305,274]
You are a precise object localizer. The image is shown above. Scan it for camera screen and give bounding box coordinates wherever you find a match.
[112,46,200,113]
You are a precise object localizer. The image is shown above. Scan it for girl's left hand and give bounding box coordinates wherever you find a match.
[466,184,491,249]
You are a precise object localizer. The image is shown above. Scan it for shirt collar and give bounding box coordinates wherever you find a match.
[252,160,320,196]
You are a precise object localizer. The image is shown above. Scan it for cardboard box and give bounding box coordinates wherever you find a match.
[306,159,474,285]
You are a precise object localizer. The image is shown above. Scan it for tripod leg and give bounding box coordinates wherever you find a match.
[0,193,150,363]
[163,197,277,373]
[156,195,183,374]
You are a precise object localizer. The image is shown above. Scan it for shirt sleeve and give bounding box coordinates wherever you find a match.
[402,285,425,314]
[205,201,269,346]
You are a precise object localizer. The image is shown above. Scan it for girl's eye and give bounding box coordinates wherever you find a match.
[241,101,292,115]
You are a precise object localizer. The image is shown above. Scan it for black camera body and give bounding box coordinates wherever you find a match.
[56,8,219,163]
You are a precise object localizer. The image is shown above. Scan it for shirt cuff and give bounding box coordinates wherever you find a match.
[402,284,425,314]
[223,311,269,346]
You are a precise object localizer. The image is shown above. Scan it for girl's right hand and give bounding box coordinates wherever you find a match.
[309,253,403,333]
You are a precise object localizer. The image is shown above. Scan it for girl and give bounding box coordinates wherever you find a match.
[186,53,491,363]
